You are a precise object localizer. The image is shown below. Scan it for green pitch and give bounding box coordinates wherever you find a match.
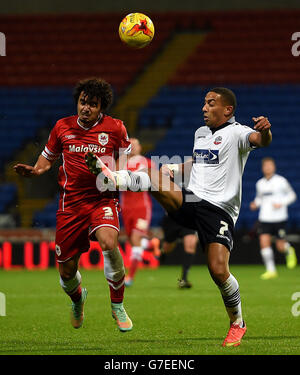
[0,265,299,355]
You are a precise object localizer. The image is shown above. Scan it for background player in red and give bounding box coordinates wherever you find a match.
[120,138,159,286]
[13,77,133,332]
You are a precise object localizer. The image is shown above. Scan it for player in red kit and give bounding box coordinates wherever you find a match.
[119,138,159,286]
[14,78,133,332]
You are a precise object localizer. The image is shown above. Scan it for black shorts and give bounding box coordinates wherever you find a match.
[161,214,196,243]
[257,221,287,239]
[168,189,234,251]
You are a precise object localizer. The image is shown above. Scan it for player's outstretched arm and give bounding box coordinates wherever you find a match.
[14,155,53,178]
[249,116,272,148]
[85,151,183,212]
[161,159,193,179]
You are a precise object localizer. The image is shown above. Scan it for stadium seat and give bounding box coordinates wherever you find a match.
[0,183,17,213]
[1,10,300,229]
[33,194,59,228]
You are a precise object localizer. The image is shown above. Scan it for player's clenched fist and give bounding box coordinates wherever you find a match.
[252,116,271,132]
[160,164,179,179]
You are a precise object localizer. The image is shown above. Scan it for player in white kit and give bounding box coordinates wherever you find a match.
[85,87,272,347]
[250,157,297,279]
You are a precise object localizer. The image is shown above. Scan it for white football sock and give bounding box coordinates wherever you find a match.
[260,247,276,272]
[218,273,243,326]
[102,247,125,283]
[141,237,149,249]
[60,270,81,293]
[128,171,151,191]
[115,170,151,191]
[131,246,143,262]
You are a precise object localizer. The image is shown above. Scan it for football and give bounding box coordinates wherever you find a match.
[119,13,154,49]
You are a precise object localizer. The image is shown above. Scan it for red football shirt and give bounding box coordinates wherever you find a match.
[42,114,131,211]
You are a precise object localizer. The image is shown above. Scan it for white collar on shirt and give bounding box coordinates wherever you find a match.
[77,113,103,130]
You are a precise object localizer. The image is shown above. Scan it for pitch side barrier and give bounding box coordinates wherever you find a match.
[0,239,158,270]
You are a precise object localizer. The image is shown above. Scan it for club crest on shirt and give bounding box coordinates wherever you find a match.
[55,244,61,256]
[214,136,222,145]
[98,132,109,146]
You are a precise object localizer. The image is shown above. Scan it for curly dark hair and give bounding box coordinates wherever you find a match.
[73,77,113,112]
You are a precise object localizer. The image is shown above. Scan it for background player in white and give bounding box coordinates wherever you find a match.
[85,87,272,347]
[250,157,297,279]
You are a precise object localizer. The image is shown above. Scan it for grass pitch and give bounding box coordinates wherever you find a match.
[0,265,300,355]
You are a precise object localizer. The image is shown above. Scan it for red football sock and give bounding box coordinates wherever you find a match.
[68,285,82,303]
[128,258,139,279]
[107,276,125,304]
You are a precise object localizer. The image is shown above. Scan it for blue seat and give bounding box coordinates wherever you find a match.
[0,87,74,170]
[33,194,59,227]
[0,183,17,213]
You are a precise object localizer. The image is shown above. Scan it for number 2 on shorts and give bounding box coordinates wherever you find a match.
[219,220,228,235]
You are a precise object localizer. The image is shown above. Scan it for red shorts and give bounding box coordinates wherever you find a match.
[55,199,120,263]
[121,204,151,237]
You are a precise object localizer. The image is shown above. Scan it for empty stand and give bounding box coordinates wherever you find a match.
[1,10,300,229]
[0,87,74,168]
[0,13,170,93]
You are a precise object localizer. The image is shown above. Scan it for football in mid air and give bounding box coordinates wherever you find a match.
[119,13,154,49]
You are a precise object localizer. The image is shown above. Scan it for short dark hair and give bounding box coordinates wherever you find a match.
[262,156,275,165]
[73,77,113,112]
[210,87,237,114]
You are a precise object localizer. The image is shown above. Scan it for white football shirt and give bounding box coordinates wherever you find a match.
[254,174,297,223]
[187,116,256,224]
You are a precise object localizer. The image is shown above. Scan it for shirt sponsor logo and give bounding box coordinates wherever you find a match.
[98,132,109,146]
[193,149,219,164]
[69,144,106,153]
